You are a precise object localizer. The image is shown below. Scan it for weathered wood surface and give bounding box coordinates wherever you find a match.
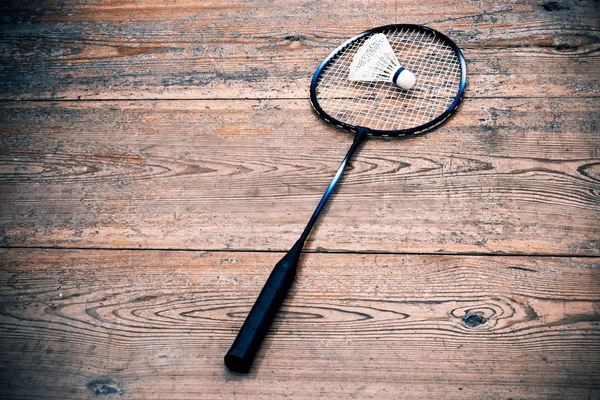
[1,0,599,100]
[1,98,599,255]
[1,0,599,398]
[1,249,599,399]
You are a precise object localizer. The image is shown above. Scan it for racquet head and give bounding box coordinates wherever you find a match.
[310,24,467,136]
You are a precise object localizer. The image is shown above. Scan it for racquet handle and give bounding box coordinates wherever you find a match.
[224,240,303,373]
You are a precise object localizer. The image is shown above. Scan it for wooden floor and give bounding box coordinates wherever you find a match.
[1,0,599,398]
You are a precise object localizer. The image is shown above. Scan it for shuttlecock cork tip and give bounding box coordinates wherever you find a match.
[393,68,416,90]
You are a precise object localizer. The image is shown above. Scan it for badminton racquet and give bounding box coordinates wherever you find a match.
[225,24,467,373]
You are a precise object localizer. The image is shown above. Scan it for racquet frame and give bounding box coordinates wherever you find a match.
[225,24,466,373]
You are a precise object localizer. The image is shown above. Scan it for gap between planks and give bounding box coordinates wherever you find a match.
[2,95,599,103]
[3,245,600,259]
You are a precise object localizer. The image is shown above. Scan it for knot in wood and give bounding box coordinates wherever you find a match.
[462,313,487,328]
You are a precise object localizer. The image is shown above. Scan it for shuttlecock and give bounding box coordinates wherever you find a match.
[349,33,416,90]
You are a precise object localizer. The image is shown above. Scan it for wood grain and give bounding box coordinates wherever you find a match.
[1,248,598,399]
[0,0,598,100]
[1,0,599,397]
[1,98,598,255]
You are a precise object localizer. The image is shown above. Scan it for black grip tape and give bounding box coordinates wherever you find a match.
[224,241,302,373]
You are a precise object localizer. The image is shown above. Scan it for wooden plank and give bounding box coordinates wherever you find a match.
[0,248,598,399]
[1,0,598,100]
[1,98,599,255]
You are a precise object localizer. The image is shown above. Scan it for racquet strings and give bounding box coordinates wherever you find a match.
[315,28,463,132]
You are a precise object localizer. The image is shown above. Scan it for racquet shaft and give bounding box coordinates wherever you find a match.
[224,128,368,373]
[299,127,367,243]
